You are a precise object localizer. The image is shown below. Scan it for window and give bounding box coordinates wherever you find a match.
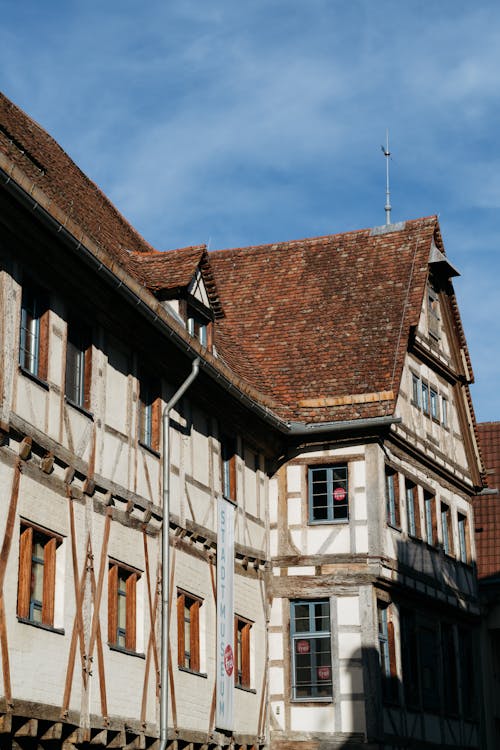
[291,600,332,700]
[308,465,348,523]
[441,503,453,556]
[419,625,440,711]
[139,375,161,451]
[421,382,429,415]
[405,480,420,538]
[378,602,398,702]
[401,610,439,712]
[234,616,252,688]
[221,435,237,501]
[17,524,60,627]
[430,388,439,420]
[401,609,419,708]
[65,320,92,409]
[458,513,470,564]
[428,286,440,340]
[441,396,448,427]
[424,491,437,546]
[19,281,49,380]
[386,468,400,527]
[108,562,139,651]
[177,591,201,672]
[187,305,212,349]
[411,373,421,407]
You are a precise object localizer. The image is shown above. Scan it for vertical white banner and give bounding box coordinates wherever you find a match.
[216,496,235,730]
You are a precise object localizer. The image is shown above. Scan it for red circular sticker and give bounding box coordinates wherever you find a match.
[224,644,234,676]
[333,487,347,503]
[317,666,331,681]
[296,639,310,654]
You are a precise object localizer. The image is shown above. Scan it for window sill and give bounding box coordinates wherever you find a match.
[18,366,49,390]
[235,684,256,694]
[308,518,349,526]
[17,617,64,635]
[65,397,94,419]
[408,534,423,543]
[222,494,237,505]
[108,643,145,659]
[387,522,402,532]
[291,697,333,705]
[178,666,207,679]
[138,441,160,458]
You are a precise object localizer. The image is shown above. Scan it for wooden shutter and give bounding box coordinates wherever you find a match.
[152,394,161,453]
[431,499,438,546]
[42,536,56,626]
[177,593,185,667]
[229,453,237,502]
[393,476,400,527]
[38,306,50,381]
[413,487,421,538]
[241,623,250,688]
[190,599,200,673]
[108,564,118,645]
[126,572,137,651]
[17,526,33,619]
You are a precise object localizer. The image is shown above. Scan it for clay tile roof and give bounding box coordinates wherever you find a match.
[128,245,224,318]
[473,422,500,581]
[0,91,156,264]
[209,217,440,422]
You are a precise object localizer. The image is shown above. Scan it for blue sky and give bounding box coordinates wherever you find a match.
[1,0,499,422]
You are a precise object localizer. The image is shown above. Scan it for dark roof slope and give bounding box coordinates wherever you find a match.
[0,91,155,263]
[210,219,438,422]
[473,422,500,581]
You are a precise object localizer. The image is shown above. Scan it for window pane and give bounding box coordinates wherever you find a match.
[293,603,310,634]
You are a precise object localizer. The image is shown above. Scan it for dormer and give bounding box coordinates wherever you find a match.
[127,244,224,352]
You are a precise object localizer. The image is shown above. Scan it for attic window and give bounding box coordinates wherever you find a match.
[428,286,440,340]
[187,305,212,350]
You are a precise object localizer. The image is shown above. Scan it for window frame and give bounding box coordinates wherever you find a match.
[424,490,437,546]
[405,480,420,538]
[221,434,237,502]
[457,513,470,564]
[378,601,398,703]
[428,285,441,340]
[108,561,140,653]
[290,599,333,701]
[19,281,49,381]
[177,590,202,673]
[186,303,213,350]
[17,522,62,629]
[440,503,454,556]
[65,319,92,410]
[308,464,349,524]
[386,467,400,528]
[234,615,252,689]
[138,374,161,452]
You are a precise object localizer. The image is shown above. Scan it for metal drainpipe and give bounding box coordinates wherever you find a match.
[160,358,200,750]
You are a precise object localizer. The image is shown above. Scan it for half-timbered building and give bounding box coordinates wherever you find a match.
[0,90,485,750]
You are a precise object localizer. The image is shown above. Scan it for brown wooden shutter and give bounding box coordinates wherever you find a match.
[84,343,92,411]
[241,623,250,688]
[108,564,118,645]
[38,306,50,381]
[465,516,471,563]
[126,573,137,651]
[191,599,200,673]
[42,536,56,626]
[431,498,438,546]
[17,526,33,619]
[448,510,454,556]
[229,453,237,502]
[177,593,185,667]
[152,394,161,453]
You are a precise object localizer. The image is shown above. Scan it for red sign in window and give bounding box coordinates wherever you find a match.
[333,487,346,503]
[296,639,310,654]
[317,666,331,681]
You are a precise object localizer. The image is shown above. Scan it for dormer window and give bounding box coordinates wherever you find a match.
[428,286,440,340]
[186,303,212,350]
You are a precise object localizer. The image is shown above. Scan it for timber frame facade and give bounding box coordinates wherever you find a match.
[0,91,486,750]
